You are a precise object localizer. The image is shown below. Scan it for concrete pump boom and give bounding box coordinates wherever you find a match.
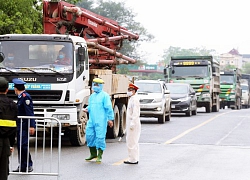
[43,0,139,69]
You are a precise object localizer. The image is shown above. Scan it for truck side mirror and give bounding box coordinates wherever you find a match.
[163,68,167,75]
[78,47,85,61]
[0,52,4,63]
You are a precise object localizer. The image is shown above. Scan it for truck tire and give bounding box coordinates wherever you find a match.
[118,103,126,137]
[236,98,241,110]
[69,111,88,146]
[212,95,220,112]
[158,107,166,124]
[106,105,120,139]
[205,102,212,113]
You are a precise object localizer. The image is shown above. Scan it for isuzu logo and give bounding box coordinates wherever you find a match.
[19,78,37,82]
[57,78,67,81]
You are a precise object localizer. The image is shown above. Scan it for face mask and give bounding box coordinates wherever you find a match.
[92,86,102,93]
[127,91,133,96]
[59,54,64,59]
[8,57,14,61]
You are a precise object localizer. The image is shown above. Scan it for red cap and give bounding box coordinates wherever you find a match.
[128,83,139,90]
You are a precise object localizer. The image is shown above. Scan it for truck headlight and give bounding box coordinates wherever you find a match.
[52,114,70,120]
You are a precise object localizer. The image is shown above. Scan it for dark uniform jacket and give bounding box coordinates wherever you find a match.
[17,91,35,131]
[0,94,17,147]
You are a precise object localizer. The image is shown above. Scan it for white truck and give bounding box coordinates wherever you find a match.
[0,1,139,146]
[240,74,250,108]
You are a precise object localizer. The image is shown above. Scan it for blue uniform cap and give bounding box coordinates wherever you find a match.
[12,78,26,85]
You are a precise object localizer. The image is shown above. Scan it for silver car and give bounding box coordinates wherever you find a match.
[135,80,171,123]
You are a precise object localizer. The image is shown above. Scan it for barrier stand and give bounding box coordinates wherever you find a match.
[10,116,62,180]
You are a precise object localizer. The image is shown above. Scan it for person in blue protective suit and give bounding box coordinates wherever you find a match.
[12,78,36,173]
[84,77,114,163]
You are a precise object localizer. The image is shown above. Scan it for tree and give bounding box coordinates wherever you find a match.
[0,0,43,34]
[77,0,154,62]
[242,62,250,74]
[161,46,217,66]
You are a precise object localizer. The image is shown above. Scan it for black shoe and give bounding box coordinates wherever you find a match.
[28,166,33,172]
[13,167,21,172]
[124,161,138,164]
[13,166,33,172]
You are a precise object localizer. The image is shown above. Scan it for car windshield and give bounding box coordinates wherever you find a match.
[167,85,188,94]
[136,82,162,93]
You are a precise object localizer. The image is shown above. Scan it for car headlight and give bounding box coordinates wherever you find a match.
[178,97,189,101]
[152,98,162,103]
[52,114,70,120]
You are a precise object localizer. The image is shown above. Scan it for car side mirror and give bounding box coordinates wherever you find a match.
[0,52,4,63]
[190,92,195,96]
[165,90,170,94]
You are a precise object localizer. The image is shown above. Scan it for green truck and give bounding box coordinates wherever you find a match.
[219,69,242,109]
[164,56,221,113]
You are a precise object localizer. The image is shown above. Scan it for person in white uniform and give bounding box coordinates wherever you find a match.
[124,83,141,165]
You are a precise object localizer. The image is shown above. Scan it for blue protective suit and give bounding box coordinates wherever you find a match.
[86,84,114,150]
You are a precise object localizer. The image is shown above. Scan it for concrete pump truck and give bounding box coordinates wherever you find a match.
[0,0,139,146]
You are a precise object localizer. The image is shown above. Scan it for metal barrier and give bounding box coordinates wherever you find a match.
[9,116,62,180]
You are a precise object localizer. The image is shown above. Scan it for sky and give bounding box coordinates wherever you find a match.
[111,0,250,64]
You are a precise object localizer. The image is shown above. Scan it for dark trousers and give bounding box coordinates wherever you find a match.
[17,130,33,171]
[0,138,11,180]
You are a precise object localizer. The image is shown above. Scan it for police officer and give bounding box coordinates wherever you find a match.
[0,77,17,180]
[12,78,35,173]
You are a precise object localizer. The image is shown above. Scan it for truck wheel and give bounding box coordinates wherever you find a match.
[212,96,220,112]
[158,108,166,124]
[205,103,212,113]
[237,98,241,110]
[118,103,126,136]
[69,111,88,146]
[106,105,120,139]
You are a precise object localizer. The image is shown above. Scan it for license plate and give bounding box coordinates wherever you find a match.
[171,105,175,108]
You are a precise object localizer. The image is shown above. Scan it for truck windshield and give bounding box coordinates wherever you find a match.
[171,66,208,77]
[0,41,73,73]
[220,75,234,84]
[241,85,248,91]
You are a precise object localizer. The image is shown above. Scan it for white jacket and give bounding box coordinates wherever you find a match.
[126,94,141,162]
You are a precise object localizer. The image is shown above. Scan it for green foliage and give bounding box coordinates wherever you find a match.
[65,0,80,4]
[77,0,154,61]
[139,73,164,80]
[242,63,250,74]
[76,0,94,9]
[0,0,43,34]
[161,46,217,66]
[223,64,236,71]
